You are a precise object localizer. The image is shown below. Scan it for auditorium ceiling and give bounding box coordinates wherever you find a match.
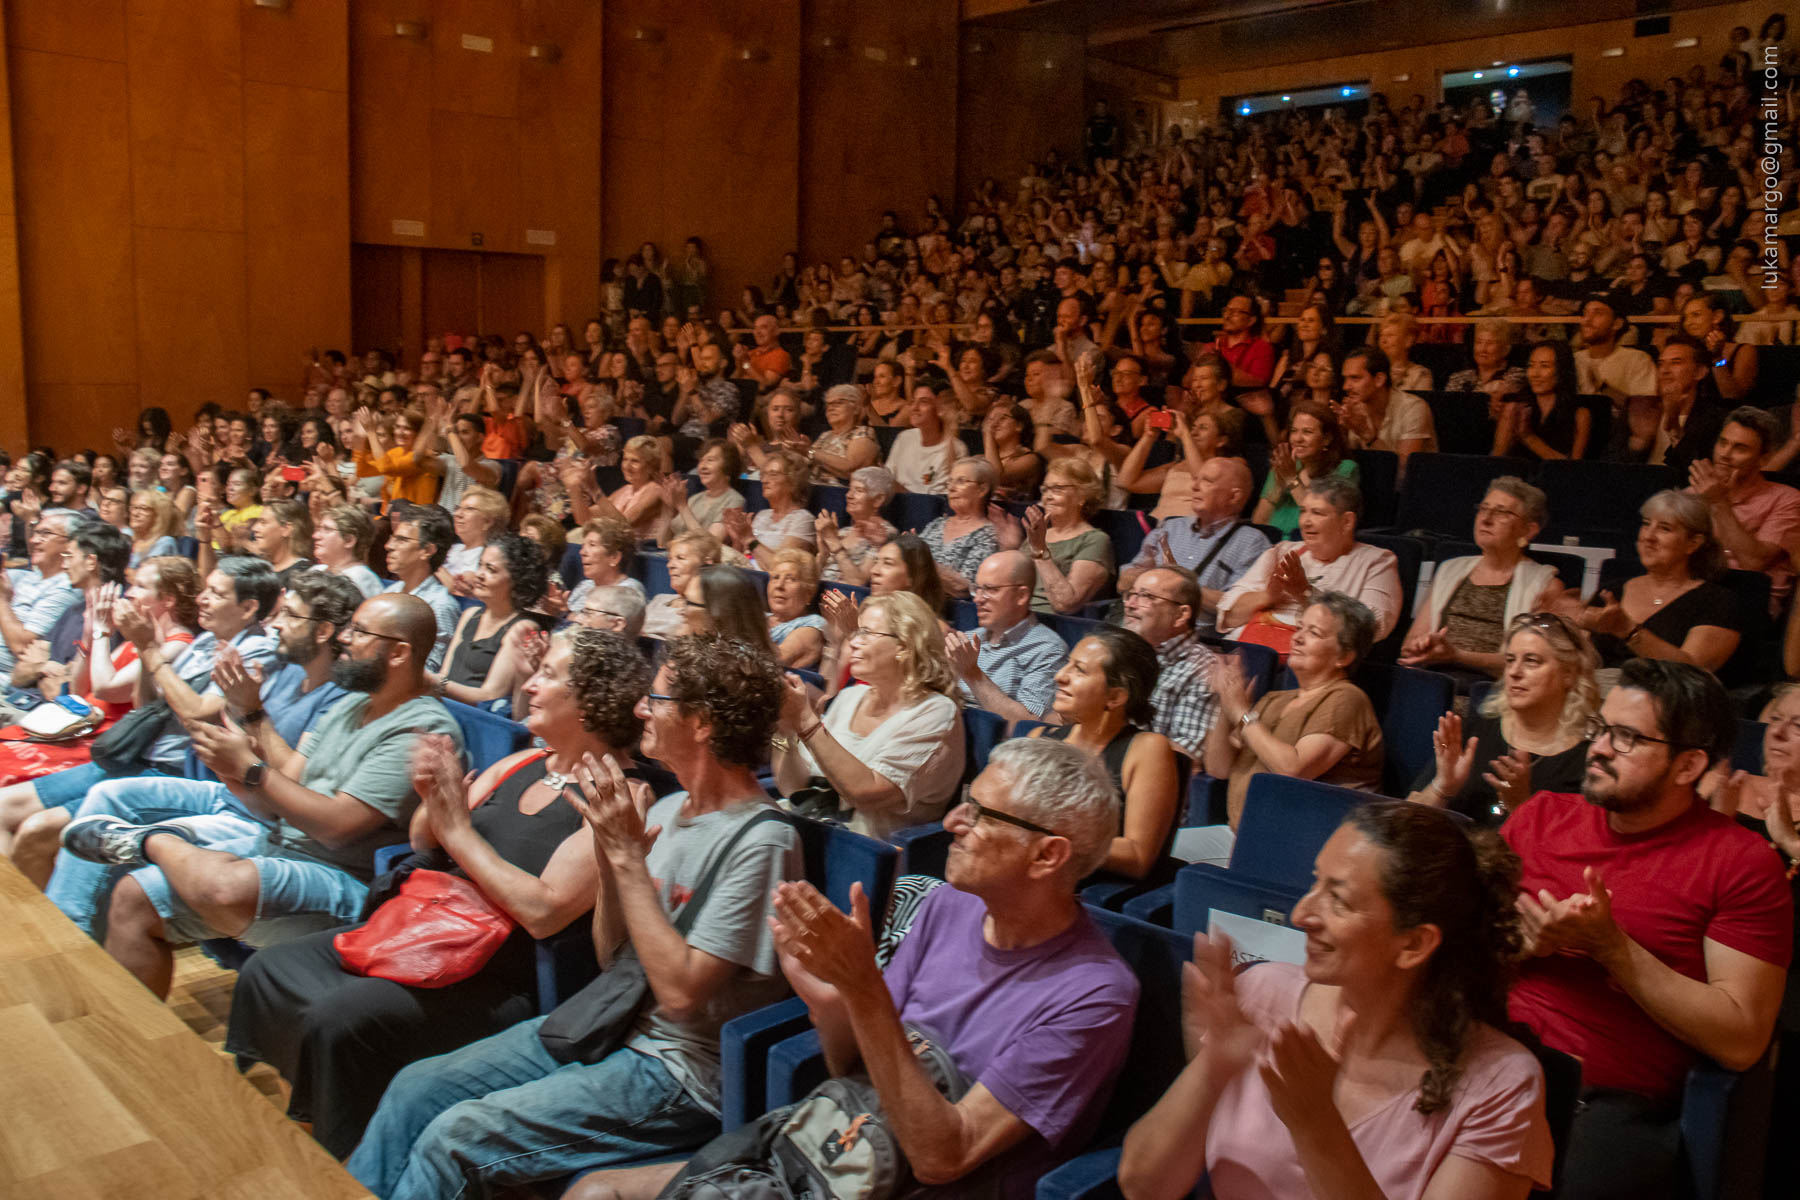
[965,0,1742,78]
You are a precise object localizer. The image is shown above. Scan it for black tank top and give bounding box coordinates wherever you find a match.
[1044,724,1142,834]
[446,610,528,688]
[417,753,583,880]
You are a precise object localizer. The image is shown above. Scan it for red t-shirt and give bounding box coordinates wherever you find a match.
[1212,334,1276,387]
[1502,792,1793,1101]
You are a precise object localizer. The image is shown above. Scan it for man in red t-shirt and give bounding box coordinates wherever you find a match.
[1502,658,1791,1200]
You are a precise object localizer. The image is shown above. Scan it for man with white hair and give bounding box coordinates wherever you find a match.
[0,508,83,679]
[606,737,1140,1199]
[574,583,646,638]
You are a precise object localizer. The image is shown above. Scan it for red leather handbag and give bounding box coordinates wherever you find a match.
[334,869,515,988]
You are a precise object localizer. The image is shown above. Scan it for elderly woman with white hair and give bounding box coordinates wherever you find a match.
[1401,477,1560,685]
[1410,612,1600,827]
[817,466,898,584]
[1541,488,1741,675]
[807,383,880,486]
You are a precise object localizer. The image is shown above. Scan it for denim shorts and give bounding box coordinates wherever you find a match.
[35,761,175,812]
[133,830,368,947]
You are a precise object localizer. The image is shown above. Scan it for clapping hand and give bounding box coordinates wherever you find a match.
[539,580,569,619]
[413,732,477,838]
[189,716,260,784]
[1424,712,1478,802]
[988,502,1023,550]
[813,509,842,553]
[213,644,266,717]
[943,629,981,681]
[721,507,754,551]
[1581,590,1632,638]
[769,880,881,996]
[1181,932,1265,1075]
[1208,654,1254,728]
[819,587,861,645]
[1516,867,1618,959]
[564,751,661,868]
[113,595,157,650]
[1398,625,1455,667]
[1688,457,1731,504]
[1267,549,1309,605]
[1260,1012,1355,1136]
[1482,746,1534,814]
[1021,505,1050,556]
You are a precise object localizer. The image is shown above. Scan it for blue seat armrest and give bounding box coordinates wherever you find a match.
[372,843,412,876]
[1120,882,1176,926]
[720,997,813,1131]
[533,930,601,1017]
[891,822,952,879]
[765,1029,827,1112]
[1036,1145,1124,1200]
[1682,1050,1776,1200]
[1079,879,1143,912]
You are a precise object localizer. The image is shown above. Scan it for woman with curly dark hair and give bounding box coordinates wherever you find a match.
[226,628,654,1159]
[434,531,548,710]
[1120,800,1553,1200]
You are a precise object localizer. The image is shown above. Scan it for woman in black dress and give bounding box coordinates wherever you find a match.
[1410,612,1599,827]
[225,629,653,1159]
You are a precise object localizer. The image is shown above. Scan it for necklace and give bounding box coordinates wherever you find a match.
[542,758,581,793]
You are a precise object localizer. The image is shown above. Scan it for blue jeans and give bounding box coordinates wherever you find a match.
[45,775,263,936]
[347,1017,716,1200]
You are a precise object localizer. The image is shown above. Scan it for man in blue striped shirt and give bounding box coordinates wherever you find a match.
[1118,458,1269,633]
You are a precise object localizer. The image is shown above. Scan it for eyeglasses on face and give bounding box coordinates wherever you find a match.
[341,624,407,645]
[1475,503,1527,521]
[1122,589,1182,606]
[971,583,1027,598]
[1583,716,1690,755]
[957,796,1061,838]
[850,627,900,643]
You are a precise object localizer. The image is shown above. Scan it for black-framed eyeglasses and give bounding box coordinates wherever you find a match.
[1122,589,1182,607]
[959,797,1061,838]
[341,624,407,644]
[1583,716,1691,755]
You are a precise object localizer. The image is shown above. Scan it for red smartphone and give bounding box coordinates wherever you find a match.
[281,466,307,482]
[1148,410,1175,432]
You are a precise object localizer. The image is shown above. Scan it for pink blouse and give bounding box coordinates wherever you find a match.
[1203,964,1554,1200]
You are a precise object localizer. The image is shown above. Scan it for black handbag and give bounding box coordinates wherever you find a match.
[89,699,178,775]
[536,808,786,1065]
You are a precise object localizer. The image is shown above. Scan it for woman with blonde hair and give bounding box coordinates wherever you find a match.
[127,489,180,568]
[1411,612,1600,827]
[569,434,669,546]
[772,590,964,840]
[641,530,724,638]
[997,456,1114,614]
[720,448,814,571]
[445,485,510,587]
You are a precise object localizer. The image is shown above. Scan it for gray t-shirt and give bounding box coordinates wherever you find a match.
[267,692,464,878]
[321,562,384,600]
[624,794,802,1115]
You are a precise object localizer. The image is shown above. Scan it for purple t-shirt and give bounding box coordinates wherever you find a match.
[882,884,1139,1198]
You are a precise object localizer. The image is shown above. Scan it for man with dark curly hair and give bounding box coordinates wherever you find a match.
[348,634,804,1199]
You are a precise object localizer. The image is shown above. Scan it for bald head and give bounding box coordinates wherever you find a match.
[360,593,439,670]
[974,550,1036,633]
[1193,455,1253,522]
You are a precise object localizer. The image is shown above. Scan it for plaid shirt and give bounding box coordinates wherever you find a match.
[1149,629,1220,758]
[959,617,1067,717]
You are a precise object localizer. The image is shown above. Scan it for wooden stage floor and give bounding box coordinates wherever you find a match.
[0,856,366,1198]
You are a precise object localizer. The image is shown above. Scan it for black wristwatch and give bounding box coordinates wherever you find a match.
[242,761,269,789]
[240,707,267,726]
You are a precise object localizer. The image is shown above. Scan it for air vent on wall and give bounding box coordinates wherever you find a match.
[1633,16,1671,37]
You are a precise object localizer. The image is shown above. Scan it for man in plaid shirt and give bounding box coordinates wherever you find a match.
[1122,565,1220,758]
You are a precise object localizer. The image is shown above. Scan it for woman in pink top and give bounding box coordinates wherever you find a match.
[1120,801,1554,1200]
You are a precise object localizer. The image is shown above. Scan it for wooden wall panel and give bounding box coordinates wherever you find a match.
[431,0,521,119]
[430,110,523,252]
[351,243,407,358]
[133,228,248,413]
[478,252,545,335]
[245,82,352,391]
[125,0,245,234]
[956,27,1085,206]
[421,249,482,338]
[799,0,959,267]
[0,1,24,452]
[5,0,127,61]
[517,0,602,324]
[8,50,138,392]
[242,0,348,92]
[349,1,435,245]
